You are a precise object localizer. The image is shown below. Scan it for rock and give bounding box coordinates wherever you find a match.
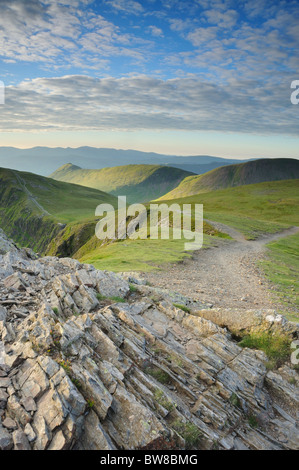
[3,272,28,291]
[0,388,8,409]
[0,229,297,451]
[24,423,36,443]
[265,370,299,409]
[47,430,67,450]
[33,415,51,450]
[78,410,115,450]
[0,306,7,332]
[7,395,32,427]
[107,386,167,449]
[2,417,17,430]
[0,377,11,388]
[13,430,31,450]
[21,397,37,413]
[0,424,13,450]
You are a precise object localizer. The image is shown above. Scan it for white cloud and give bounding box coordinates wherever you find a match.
[0,0,150,69]
[0,0,297,141]
[148,26,164,38]
[106,0,144,15]
[0,74,297,136]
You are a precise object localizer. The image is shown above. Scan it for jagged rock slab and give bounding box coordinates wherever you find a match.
[0,229,298,450]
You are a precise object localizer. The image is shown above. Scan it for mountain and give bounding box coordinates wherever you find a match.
[158,158,299,200]
[50,163,194,203]
[0,167,117,253]
[0,146,247,176]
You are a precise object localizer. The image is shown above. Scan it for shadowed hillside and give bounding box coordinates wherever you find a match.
[0,167,117,253]
[159,158,299,200]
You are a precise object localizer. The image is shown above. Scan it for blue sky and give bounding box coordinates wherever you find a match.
[0,0,298,158]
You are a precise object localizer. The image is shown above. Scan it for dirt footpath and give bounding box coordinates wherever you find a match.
[142,223,299,312]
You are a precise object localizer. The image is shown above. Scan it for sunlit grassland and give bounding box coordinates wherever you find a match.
[161,180,299,239]
[259,233,299,321]
[79,234,216,272]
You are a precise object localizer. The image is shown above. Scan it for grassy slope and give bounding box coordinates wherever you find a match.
[161,179,299,238]
[260,234,299,321]
[50,163,194,203]
[159,158,299,200]
[76,220,229,272]
[0,167,117,252]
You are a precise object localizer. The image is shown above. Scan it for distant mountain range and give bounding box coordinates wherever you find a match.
[159,158,299,200]
[50,163,193,203]
[0,146,250,176]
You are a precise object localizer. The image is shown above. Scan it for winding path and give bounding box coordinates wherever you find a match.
[142,223,299,311]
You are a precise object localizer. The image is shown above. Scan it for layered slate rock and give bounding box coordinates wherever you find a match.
[0,230,298,450]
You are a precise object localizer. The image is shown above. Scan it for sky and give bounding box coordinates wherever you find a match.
[0,0,298,159]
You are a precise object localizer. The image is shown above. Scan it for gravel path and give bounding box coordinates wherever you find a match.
[141,223,299,311]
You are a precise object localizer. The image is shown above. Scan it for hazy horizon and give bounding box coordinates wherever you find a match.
[0,144,298,161]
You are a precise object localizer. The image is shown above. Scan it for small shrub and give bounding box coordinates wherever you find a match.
[71,377,82,389]
[230,392,242,409]
[264,360,276,371]
[59,359,71,374]
[96,293,107,301]
[173,303,191,314]
[154,390,176,412]
[172,419,202,449]
[151,346,164,355]
[52,307,59,314]
[145,367,171,385]
[96,293,126,303]
[247,414,259,429]
[129,284,138,293]
[87,399,95,409]
[110,296,126,303]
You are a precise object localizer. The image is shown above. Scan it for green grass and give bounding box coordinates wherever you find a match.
[260,233,299,320]
[160,180,299,239]
[247,414,259,429]
[173,303,191,313]
[239,331,291,368]
[172,419,202,449]
[129,284,138,293]
[158,159,299,200]
[26,175,117,224]
[229,392,242,409]
[96,293,126,303]
[145,366,172,384]
[78,235,217,272]
[154,389,176,412]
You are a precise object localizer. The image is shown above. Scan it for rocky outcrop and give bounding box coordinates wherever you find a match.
[0,230,298,450]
